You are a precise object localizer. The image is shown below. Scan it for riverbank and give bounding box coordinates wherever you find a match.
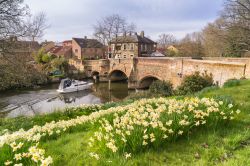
[0,79,250,165]
[0,81,134,118]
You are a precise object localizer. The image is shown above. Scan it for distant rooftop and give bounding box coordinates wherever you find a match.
[73,38,103,48]
[110,31,156,44]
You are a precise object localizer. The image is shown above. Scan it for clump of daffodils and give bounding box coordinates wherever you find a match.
[89,97,239,158]
[4,143,53,166]
[0,97,240,164]
[0,103,130,165]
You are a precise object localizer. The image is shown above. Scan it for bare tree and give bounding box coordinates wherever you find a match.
[157,34,177,48]
[202,18,228,57]
[178,32,205,57]
[222,0,250,30]
[0,0,29,40]
[221,0,250,55]
[93,14,136,45]
[25,12,49,41]
[0,1,48,56]
[0,0,49,90]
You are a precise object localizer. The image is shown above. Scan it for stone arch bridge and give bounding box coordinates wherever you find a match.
[83,57,250,89]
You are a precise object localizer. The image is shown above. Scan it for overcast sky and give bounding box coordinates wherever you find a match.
[25,0,224,42]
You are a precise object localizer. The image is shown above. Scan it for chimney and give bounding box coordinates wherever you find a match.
[134,32,137,36]
[84,36,87,39]
[140,31,144,37]
[10,36,18,42]
[129,31,132,36]
[123,32,126,37]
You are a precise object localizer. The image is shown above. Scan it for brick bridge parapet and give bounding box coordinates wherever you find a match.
[82,57,249,89]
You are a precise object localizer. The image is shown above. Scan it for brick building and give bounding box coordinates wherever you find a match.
[69,37,105,72]
[109,31,157,59]
[72,37,105,60]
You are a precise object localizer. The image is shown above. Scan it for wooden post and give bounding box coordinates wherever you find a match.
[109,79,111,91]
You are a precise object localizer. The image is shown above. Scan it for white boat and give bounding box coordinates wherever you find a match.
[57,78,93,93]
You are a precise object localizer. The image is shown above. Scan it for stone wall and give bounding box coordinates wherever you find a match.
[182,59,245,86]
[82,57,249,89]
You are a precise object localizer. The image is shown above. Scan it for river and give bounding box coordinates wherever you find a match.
[0,81,134,118]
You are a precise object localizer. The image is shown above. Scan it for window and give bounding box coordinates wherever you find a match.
[141,44,143,51]
[123,44,127,50]
[130,55,134,58]
[115,45,121,50]
[75,49,78,53]
[144,44,147,51]
[115,54,120,59]
[124,55,127,58]
[130,44,134,50]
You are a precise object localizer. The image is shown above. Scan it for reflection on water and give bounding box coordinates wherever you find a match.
[0,81,134,118]
[92,81,133,102]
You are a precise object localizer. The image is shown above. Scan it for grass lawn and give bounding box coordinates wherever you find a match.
[40,79,250,165]
[1,79,250,165]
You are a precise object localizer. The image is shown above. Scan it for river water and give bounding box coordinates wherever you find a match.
[0,81,134,118]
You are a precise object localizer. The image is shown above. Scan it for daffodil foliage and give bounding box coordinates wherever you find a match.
[88,97,240,160]
[0,98,240,165]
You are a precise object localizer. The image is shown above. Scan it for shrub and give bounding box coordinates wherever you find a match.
[149,80,173,97]
[177,72,213,95]
[42,54,52,63]
[223,79,240,88]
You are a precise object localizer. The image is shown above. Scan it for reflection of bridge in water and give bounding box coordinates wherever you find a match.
[91,82,134,102]
[84,57,250,89]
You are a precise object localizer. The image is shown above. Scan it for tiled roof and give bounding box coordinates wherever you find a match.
[47,46,63,54]
[56,46,72,55]
[63,40,72,43]
[73,38,103,48]
[110,34,156,44]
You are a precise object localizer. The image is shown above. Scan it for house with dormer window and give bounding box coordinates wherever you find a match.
[108,31,157,59]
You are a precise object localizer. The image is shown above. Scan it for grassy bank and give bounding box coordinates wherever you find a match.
[0,100,134,134]
[1,80,250,165]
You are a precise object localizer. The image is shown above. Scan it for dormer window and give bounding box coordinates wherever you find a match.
[123,44,127,50]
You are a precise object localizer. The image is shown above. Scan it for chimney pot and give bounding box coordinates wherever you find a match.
[140,31,144,37]
[84,36,87,39]
[134,32,137,35]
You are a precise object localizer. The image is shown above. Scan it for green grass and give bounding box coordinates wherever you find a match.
[0,100,133,134]
[2,80,250,165]
[39,79,250,165]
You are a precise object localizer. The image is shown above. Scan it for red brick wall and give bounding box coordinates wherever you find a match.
[82,48,105,60]
[72,40,81,59]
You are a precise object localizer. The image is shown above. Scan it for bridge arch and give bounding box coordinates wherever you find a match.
[91,71,100,81]
[91,70,99,76]
[91,71,100,76]
[138,75,162,89]
[108,70,128,81]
